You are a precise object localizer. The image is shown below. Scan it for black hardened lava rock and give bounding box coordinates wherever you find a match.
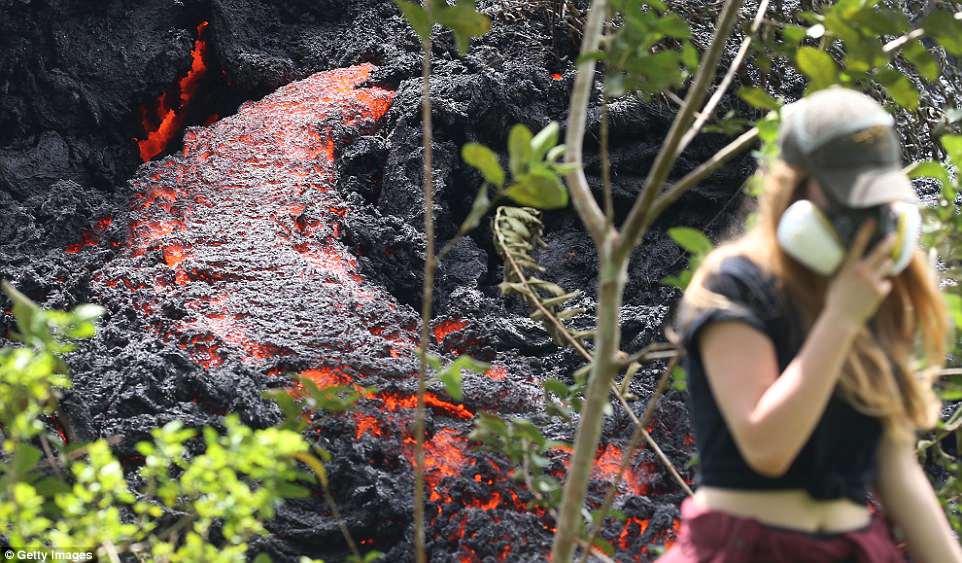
[1,1,957,561]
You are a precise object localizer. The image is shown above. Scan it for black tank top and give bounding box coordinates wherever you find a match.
[673,254,883,504]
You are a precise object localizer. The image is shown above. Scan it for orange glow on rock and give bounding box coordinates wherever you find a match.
[354,413,383,440]
[484,365,508,381]
[64,215,113,253]
[551,72,563,80]
[619,516,650,550]
[433,318,468,342]
[380,391,474,419]
[162,245,187,267]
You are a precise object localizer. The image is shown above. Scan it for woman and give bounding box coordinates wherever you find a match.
[658,87,962,562]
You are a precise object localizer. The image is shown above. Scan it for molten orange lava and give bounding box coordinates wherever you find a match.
[619,516,650,550]
[380,391,474,419]
[64,215,113,253]
[354,413,383,440]
[433,318,467,342]
[551,72,563,80]
[138,21,209,161]
[403,428,469,502]
[484,365,508,381]
[552,442,653,498]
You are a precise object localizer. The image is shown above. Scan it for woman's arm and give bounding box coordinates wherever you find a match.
[876,429,962,563]
[699,221,895,477]
[701,309,859,476]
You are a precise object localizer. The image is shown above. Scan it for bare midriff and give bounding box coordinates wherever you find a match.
[693,486,872,533]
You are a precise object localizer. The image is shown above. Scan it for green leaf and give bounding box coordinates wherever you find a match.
[530,122,560,162]
[922,10,962,57]
[276,482,311,498]
[671,365,687,391]
[654,13,690,39]
[12,443,43,476]
[941,134,962,166]
[668,227,713,255]
[433,0,491,55]
[393,0,432,41]
[875,67,919,110]
[438,366,463,401]
[34,475,70,496]
[505,170,568,209]
[737,87,780,111]
[908,161,950,187]
[72,303,106,322]
[436,355,489,401]
[902,40,939,82]
[782,24,807,44]
[458,185,491,235]
[806,23,825,39]
[796,47,839,91]
[946,293,962,330]
[680,42,698,70]
[461,142,504,188]
[508,124,534,177]
[294,452,330,488]
[546,144,566,163]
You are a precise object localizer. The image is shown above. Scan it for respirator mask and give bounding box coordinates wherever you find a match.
[774,87,921,277]
[776,198,920,276]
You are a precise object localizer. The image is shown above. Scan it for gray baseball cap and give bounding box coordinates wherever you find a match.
[777,86,919,208]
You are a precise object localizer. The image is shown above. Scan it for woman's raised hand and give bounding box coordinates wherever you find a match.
[824,219,897,329]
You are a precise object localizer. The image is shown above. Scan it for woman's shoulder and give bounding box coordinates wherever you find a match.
[700,250,779,304]
[673,248,786,337]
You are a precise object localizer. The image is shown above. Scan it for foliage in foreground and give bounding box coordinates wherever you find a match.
[0,282,380,562]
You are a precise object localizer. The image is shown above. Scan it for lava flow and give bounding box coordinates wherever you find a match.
[73,62,670,560]
[96,63,410,375]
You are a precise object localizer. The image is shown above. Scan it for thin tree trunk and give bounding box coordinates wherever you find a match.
[550,239,627,562]
[413,12,434,563]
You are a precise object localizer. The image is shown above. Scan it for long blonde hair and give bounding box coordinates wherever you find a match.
[673,160,951,441]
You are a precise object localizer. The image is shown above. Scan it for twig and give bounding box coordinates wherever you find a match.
[612,386,693,497]
[497,208,692,518]
[882,28,925,54]
[101,539,121,563]
[39,433,65,481]
[320,474,362,560]
[676,0,770,156]
[601,91,614,227]
[618,0,747,262]
[495,208,594,361]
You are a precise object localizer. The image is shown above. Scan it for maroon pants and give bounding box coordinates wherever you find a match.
[656,497,904,563]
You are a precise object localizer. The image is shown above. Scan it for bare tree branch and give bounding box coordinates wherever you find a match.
[618,0,747,263]
[645,126,759,229]
[676,0,769,156]
[563,0,609,245]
